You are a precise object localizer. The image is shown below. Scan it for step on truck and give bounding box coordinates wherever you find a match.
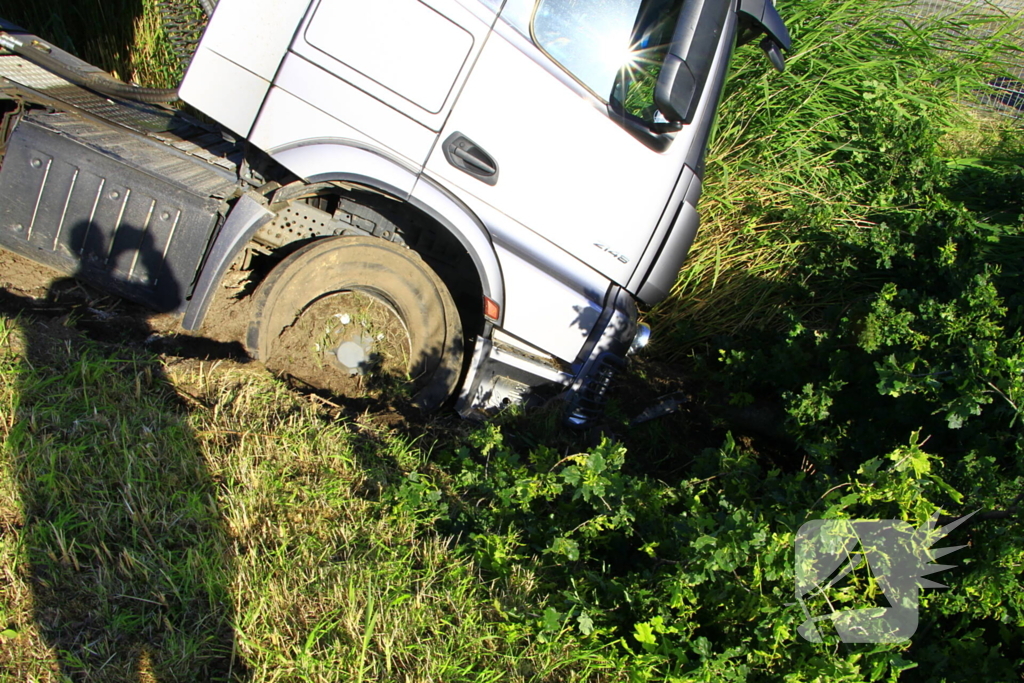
[0,0,789,425]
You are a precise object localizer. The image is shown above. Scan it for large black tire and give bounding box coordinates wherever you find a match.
[247,236,464,410]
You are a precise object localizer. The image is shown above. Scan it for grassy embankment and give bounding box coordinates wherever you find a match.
[1,0,1023,681]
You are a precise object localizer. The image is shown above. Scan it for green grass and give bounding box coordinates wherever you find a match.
[0,0,184,87]
[0,316,614,682]
[2,0,1024,680]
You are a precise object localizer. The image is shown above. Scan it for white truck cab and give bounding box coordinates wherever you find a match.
[0,0,789,424]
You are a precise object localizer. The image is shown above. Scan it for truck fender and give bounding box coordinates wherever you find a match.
[181,191,274,331]
[406,177,505,315]
[183,142,505,331]
[268,140,505,318]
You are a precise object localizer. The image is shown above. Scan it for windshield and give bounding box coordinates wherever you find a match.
[532,0,683,123]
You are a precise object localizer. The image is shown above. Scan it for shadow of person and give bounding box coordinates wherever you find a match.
[0,223,248,681]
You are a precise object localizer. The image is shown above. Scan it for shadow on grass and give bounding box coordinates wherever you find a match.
[0,281,248,681]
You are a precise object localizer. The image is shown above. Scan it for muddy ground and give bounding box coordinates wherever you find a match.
[0,248,770,474]
[0,247,255,381]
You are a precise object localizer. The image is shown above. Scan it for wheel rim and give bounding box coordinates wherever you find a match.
[265,288,414,397]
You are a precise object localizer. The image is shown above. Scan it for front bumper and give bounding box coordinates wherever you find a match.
[456,285,640,426]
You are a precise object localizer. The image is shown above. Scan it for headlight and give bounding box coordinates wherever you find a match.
[629,322,651,356]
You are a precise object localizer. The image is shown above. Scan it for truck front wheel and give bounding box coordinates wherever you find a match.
[246,236,463,410]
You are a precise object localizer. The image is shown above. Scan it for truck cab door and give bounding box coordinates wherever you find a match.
[423,0,719,286]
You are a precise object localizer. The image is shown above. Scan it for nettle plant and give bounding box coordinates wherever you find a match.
[388,416,1020,680]
[714,132,1024,474]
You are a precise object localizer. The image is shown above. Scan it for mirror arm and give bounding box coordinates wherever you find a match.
[607,99,674,153]
[652,118,684,134]
[738,0,791,50]
[761,37,785,72]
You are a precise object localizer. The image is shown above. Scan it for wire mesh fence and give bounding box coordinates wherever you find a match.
[157,0,212,76]
[903,0,1024,118]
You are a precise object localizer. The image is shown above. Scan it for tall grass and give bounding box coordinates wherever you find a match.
[0,0,183,87]
[0,317,612,681]
[649,0,1024,355]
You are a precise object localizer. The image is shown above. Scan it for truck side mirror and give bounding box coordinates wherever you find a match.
[654,53,698,125]
[738,0,791,72]
[654,0,731,125]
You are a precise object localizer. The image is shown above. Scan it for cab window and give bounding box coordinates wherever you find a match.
[531,0,682,125]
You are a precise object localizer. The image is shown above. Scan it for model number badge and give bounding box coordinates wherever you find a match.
[594,243,630,264]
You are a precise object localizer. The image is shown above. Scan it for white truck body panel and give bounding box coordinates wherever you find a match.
[248,88,421,197]
[450,187,615,363]
[179,48,268,137]
[494,243,604,361]
[258,55,438,173]
[178,0,310,136]
[288,0,491,136]
[300,0,474,115]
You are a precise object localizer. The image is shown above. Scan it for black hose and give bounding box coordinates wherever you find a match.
[0,31,180,104]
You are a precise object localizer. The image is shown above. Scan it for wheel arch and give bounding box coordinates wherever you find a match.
[183,141,505,333]
[271,140,504,313]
